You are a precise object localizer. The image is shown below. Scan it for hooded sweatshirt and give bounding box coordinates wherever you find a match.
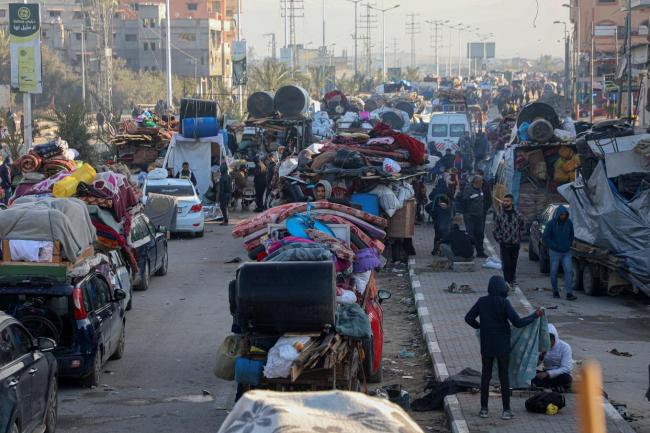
[465,276,537,357]
[315,180,332,200]
[542,205,574,253]
[543,324,573,378]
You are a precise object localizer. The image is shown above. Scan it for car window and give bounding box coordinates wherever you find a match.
[82,283,94,312]
[10,325,32,359]
[0,327,15,366]
[131,217,150,243]
[429,124,447,137]
[146,184,195,196]
[93,277,111,308]
[450,124,466,137]
[145,220,157,235]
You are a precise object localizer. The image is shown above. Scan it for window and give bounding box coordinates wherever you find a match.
[93,277,111,308]
[48,10,61,18]
[143,42,149,50]
[75,33,82,41]
[212,1,221,11]
[0,327,15,365]
[178,33,196,42]
[150,42,156,51]
[125,34,137,42]
[0,10,6,18]
[187,3,198,11]
[73,11,84,19]
[131,217,150,242]
[10,325,32,359]
[449,124,466,137]
[429,124,448,138]
[146,184,195,196]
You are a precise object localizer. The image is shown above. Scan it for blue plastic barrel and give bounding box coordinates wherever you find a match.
[182,117,219,138]
[351,193,380,216]
[234,357,265,386]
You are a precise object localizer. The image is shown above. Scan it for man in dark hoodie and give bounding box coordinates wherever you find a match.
[429,195,453,255]
[462,175,487,257]
[465,276,543,420]
[543,205,576,300]
[217,164,232,225]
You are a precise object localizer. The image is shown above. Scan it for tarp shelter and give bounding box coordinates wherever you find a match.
[163,133,231,198]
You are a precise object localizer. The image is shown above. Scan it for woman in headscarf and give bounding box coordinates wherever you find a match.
[465,276,543,420]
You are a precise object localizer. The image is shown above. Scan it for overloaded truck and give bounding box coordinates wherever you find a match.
[559,133,650,297]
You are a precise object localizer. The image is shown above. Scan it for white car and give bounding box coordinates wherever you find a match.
[142,178,205,237]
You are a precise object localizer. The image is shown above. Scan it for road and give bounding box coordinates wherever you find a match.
[57,221,242,433]
[485,222,650,433]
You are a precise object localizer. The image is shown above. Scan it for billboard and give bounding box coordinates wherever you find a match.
[9,3,42,93]
[232,40,247,86]
[467,42,496,60]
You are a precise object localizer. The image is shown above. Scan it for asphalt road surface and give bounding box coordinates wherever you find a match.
[57,221,242,433]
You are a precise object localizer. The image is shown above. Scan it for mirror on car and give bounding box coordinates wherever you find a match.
[377,289,392,303]
[114,288,127,301]
[37,337,57,353]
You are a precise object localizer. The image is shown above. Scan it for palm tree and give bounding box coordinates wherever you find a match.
[45,104,94,163]
[405,67,420,83]
[336,74,358,95]
[248,59,295,92]
[307,65,327,99]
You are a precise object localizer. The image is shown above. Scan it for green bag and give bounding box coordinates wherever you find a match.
[214,335,246,381]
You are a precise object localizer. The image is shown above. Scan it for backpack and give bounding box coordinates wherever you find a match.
[525,392,566,414]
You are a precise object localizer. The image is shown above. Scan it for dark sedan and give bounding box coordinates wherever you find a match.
[528,203,569,274]
[0,312,58,433]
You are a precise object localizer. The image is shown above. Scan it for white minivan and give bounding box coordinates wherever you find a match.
[426,113,471,154]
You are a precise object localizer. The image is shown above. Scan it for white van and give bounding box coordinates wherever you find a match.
[426,113,471,154]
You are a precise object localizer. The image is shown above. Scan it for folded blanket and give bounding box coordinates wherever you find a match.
[17,152,42,173]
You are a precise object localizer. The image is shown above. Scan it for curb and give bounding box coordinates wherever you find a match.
[407,248,636,433]
[408,257,469,433]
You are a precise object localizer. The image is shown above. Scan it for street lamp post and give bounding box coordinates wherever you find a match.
[426,20,448,77]
[563,3,581,117]
[346,0,363,76]
[555,20,571,111]
[368,4,400,80]
[625,0,632,119]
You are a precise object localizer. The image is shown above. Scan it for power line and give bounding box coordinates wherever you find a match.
[405,14,420,68]
[359,3,377,75]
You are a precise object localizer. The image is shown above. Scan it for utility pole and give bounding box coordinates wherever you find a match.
[90,0,114,113]
[626,0,632,119]
[590,20,595,123]
[237,0,243,117]
[164,0,172,108]
[405,14,420,68]
[426,20,447,77]
[359,3,377,76]
[391,38,399,68]
[347,0,363,76]
[81,23,86,107]
[321,0,326,65]
[280,0,304,68]
[264,33,277,60]
[368,4,400,80]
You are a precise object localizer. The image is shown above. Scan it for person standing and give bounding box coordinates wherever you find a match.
[96,111,105,135]
[465,276,543,420]
[493,194,525,287]
[253,157,267,212]
[543,205,576,300]
[217,164,232,225]
[461,175,487,258]
[0,155,11,205]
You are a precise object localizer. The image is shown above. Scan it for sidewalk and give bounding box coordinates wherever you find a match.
[409,223,635,433]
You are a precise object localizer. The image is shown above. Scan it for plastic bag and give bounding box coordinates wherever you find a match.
[337,290,357,304]
[263,336,311,379]
[382,158,401,174]
[352,271,372,294]
[370,184,401,217]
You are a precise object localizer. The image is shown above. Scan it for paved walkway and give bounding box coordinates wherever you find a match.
[409,223,635,433]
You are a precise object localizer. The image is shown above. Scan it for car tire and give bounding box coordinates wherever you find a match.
[83,351,103,387]
[111,324,126,360]
[126,292,133,311]
[155,250,168,276]
[44,376,58,433]
[363,338,383,383]
[135,262,150,291]
[582,264,601,296]
[539,246,550,274]
[195,229,204,238]
[528,238,539,261]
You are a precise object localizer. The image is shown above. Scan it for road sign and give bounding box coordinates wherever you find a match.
[9,3,42,93]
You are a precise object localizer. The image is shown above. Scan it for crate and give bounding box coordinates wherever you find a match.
[387,199,416,238]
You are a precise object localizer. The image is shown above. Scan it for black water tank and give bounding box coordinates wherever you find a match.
[274,85,311,117]
[394,100,415,119]
[235,261,336,334]
[247,91,276,118]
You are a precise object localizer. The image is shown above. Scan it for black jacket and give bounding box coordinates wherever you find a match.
[461,185,485,217]
[465,276,537,357]
[443,227,474,258]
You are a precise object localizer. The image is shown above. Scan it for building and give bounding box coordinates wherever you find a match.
[569,0,650,113]
[0,0,239,94]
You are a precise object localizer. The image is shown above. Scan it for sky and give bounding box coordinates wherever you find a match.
[240,0,570,62]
